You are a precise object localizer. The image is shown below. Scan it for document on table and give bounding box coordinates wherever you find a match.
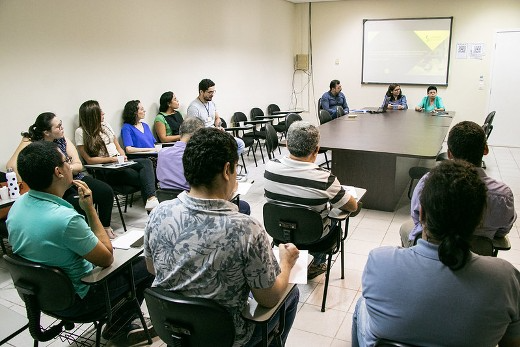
[342,185,358,200]
[273,248,309,284]
[112,229,144,249]
[235,181,253,196]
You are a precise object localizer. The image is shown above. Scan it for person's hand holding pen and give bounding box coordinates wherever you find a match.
[73,179,94,212]
[278,243,299,269]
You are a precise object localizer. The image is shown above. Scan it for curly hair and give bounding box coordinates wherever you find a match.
[420,160,487,270]
[122,100,140,125]
[183,127,238,188]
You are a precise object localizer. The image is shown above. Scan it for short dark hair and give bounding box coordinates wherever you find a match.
[179,117,204,137]
[329,80,340,90]
[159,91,173,113]
[198,79,215,93]
[420,160,487,271]
[122,100,140,125]
[183,127,238,188]
[427,85,437,93]
[18,141,63,191]
[447,121,486,166]
[21,112,56,141]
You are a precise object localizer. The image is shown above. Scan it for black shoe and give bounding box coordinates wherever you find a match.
[307,263,327,279]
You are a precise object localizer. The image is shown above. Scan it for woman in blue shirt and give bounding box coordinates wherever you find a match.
[382,83,408,110]
[415,85,445,113]
[121,100,157,153]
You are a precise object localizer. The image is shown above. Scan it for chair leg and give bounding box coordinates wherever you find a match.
[324,152,330,170]
[257,140,265,164]
[321,254,333,312]
[407,179,415,199]
[241,153,248,174]
[0,238,7,255]
[95,321,103,347]
[114,195,127,232]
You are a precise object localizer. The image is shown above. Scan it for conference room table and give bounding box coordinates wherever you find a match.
[318,109,454,211]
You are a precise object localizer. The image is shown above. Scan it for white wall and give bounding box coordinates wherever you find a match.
[0,0,295,169]
[296,0,520,128]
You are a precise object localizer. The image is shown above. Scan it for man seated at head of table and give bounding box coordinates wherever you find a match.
[400,120,516,248]
[6,141,155,343]
[320,79,349,119]
[353,160,520,347]
[145,127,300,346]
[264,121,360,279]
[156,116,250,215]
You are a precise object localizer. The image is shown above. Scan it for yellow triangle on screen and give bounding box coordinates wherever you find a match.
[414,30,450,50]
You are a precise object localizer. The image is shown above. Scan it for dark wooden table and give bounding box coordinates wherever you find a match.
[319,109,454,211]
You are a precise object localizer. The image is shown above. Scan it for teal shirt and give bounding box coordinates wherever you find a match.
[7,190,99,298]
[417,96,445,112]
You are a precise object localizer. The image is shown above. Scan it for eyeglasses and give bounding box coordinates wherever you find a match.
[62,156,73,164]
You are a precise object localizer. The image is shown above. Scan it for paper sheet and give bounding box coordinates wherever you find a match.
[236,181,253,196]
[342,185,358,200]
[274,248,309,284]
[111,229,144,249]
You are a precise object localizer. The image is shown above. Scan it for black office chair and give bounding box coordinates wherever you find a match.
[3,254,110,347]
[267,104,286,138]
[265,123,279,160]
[144,287,235,347]
[317,110,333,169]
[375,338,416,347]
[279,113,303,148]
[481,111,496,169]
[470,235,511,257]
[228,112,258,170]
[240,110,266,164]
[407,166,430,199]
[317,98,323,110]
[263,201,349,312]
[156,188,183,203]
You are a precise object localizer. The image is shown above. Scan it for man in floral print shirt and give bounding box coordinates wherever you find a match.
[144,127,300,346]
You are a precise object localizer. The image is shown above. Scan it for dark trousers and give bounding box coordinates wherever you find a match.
[104,158,156,204]
[63,175,114,227]
[55,257,154,319]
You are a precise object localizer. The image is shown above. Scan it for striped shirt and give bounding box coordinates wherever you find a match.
[264,156,351,236]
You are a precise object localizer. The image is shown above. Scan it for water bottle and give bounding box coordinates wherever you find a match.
[6,168,20,199]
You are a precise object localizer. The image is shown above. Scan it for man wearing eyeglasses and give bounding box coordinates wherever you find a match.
[187,78,245,155]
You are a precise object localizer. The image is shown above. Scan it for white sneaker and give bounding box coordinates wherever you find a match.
[145,197,159,211]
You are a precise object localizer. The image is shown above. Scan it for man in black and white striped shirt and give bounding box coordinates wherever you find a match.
[264,121,359,278]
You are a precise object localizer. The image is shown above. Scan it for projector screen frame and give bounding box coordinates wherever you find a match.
[361,17,453,86]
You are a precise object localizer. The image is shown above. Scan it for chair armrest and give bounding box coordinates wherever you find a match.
[328,208,349,221]
[493,236,511,251]
[241,284,297,323]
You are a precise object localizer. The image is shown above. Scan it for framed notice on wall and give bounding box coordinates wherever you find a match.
[362,17,453,86]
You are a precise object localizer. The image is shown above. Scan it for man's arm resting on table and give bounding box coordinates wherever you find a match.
[251,243,298,308]
[339,195,358,213]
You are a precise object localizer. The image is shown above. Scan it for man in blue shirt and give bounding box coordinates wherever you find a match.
[320,79,349,119]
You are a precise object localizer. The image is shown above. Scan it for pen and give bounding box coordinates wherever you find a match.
[74,195,91,198]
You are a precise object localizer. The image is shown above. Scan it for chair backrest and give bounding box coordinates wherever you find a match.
[3,254,76,311]
[482,111,495,139]
[265,123,279,159]
[156,188,184,203]
[318,109,332,125]
[144,287,235,347]
[220,118,227,128]
[232,111,247,124]
[263,201,324,245]
[318,98,323,110]
[267,104,280,115]
[250,107,264,121]
[285,113,303,132]
[470,236,494,256]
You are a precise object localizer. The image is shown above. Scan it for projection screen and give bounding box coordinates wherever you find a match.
[362,17,453,85]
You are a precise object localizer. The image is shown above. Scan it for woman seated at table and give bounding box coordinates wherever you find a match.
[382,83,407,110]
[6,112,116,238]
[415,85,445,112]
[154,91,183,143]
[121,100,156,153]
[75,100,158,211]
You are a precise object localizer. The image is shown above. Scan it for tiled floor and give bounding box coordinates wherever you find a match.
[1,144,520,346]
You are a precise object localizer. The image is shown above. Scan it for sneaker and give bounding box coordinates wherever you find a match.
[126,317,156,344]
[145,196,159,211]
[307,263,327,280]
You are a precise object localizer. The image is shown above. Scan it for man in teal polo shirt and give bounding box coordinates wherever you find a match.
[7,141,154,343]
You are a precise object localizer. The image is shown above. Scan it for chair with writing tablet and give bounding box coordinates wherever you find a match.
[317,110,333,170]
[263,201,349,312]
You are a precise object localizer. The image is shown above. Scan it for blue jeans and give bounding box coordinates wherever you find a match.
[244,286,300,346]
[235,137,245,155]
[352,297,369,347]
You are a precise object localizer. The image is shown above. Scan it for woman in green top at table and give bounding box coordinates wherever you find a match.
[154,91,183,143]
[415,85,445,113]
